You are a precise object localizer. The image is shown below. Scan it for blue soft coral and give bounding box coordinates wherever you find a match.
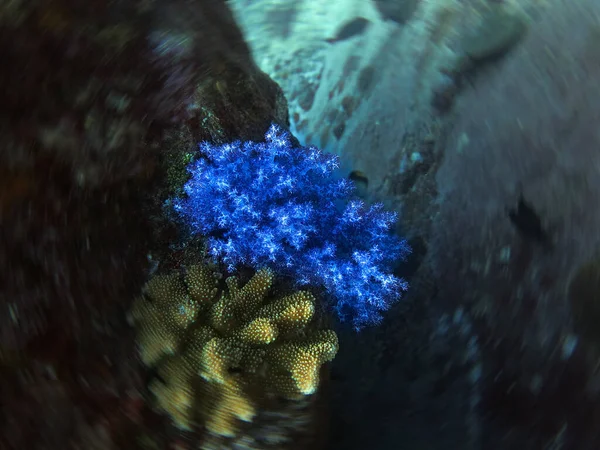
[173,124,410,328]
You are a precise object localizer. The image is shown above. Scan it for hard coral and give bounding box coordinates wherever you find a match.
[132,263,338,438]
[173,124,410,328]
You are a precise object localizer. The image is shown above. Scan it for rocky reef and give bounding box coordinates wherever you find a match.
[231,0,600,449]
[0,0,288,448]
[5,0,600,449]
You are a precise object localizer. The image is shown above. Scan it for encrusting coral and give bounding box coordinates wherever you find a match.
[132,263,338,438]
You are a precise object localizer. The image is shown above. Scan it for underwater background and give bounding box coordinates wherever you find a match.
[1,0,600,449]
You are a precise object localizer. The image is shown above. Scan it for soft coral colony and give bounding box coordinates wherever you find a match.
[173,124,410,329]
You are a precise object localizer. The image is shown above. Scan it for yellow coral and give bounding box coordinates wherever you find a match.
[132,264,338,438]
[131,271,211,365]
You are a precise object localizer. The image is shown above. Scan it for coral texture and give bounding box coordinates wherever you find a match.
[173,124,410,328]
[132,263,338,438]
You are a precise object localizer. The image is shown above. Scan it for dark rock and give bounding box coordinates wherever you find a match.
[0,0,288,447]
[432,0,600,447]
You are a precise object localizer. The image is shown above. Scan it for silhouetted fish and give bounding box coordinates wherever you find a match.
[325,17,370,44]
[348,170,369,198]
[348,170,369,189]
[508,194,552,248]
[373,0,419,24]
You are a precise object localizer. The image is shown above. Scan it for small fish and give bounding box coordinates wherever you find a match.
[508,194,551,248]
[348,170,369,198]
[325,17,370,44]
[348,170,369,189]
